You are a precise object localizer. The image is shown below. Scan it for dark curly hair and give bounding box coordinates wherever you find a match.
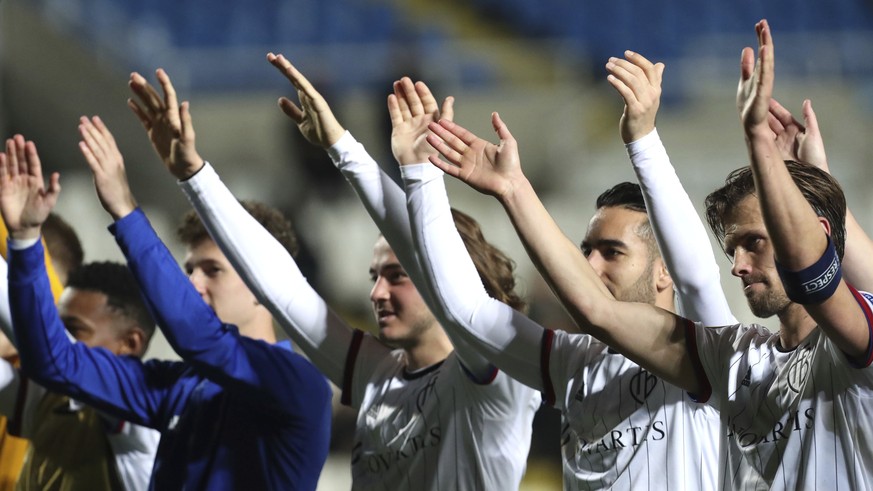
[66,261,156,347]
[177,200,299,258]
[452,209,526,312]
[705,161,846,259]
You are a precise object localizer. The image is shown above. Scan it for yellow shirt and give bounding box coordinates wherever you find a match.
[0,218,65,490]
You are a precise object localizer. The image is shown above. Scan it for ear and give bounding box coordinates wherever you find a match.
[118,327,145,357]
[654,257,673,293]
[818,216,832,237]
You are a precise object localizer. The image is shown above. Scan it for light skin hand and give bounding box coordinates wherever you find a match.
[605,50,665,144]
[78,116,138,221]
[388,77,454,166]
[768,98,829,170]
[426,113,525,201]
[737,20,774,138]
[128,69,204,180]
[267,53,345,148]
[0,136,60,241]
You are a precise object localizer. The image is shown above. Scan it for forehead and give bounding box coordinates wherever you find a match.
[723,195,765,242]
[184,238,229,264]
[370,237,400,270]
[58,288,113,322]
[585,207,649,245]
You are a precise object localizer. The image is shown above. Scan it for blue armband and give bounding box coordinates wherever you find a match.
[775,236,842,304]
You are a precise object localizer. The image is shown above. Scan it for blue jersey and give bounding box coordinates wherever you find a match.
[9,209,331,490]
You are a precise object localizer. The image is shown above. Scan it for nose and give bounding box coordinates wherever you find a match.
[730,249,751,278]
[370,276,389,304]
[188,269,208,297]
[586,251,606,277]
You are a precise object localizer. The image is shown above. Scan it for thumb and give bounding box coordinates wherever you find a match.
[440,96,455,123]
[492,112,513,142]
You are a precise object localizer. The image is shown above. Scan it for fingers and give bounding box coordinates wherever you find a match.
[156,68,182,130]
[387,94,404,128]
[393,80,412,121]
[268,53,319,101]
[802,99,819,134]
[129,72,163,116]
[440,96,455,123]
[425,131,464,165]
[739,47,755,81]
[13,135,27,177]
[428,154,460,178]
[127,98,152,131]
[278,97,304,123]
[492,112,514,142]
[0,152,7,184]
[767,98,800,130]
[6,138,19,179]
[180,101,196,141]
[767,112,784,135]
[46,172,61,199]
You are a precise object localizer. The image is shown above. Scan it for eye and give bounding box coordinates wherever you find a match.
[387,271,409,284]
[603,248,621,258]
[580,246,591,257]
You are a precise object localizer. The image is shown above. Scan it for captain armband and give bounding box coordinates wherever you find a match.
[775,235,842,305]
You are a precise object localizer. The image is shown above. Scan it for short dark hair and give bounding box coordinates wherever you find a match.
[594,182,656,256]
[704,161,847,259]
[177,201,299,258]
[42,212,83,282]
[66,262,156,347]
[452,209,526,312]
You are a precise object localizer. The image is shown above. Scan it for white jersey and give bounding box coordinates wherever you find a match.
[690,290,873,490]
[179,159,541,491]
[401,161,720,491]
[546,329,718,490]
[345,335,539,491]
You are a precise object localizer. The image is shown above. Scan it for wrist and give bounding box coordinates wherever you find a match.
[109,200,138,221]
[497,174,533,206]
[173,155,205,180]
[9,226,40,242]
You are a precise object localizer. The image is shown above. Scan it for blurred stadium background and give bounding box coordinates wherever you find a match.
[3,0,873,488]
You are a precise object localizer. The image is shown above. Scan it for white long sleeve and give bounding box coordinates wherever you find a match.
[0,256,13,345]
[402,164,547,390]
[328,132,494,378]
[627,129,737,326]
[179,163,367,385]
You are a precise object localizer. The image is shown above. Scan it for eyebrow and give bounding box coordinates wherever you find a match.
[580,239,627,250]
[370,263,404,275]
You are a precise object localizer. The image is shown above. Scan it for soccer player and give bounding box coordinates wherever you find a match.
[2,120,332,490]
[398,52,728,489]
[425,20,873,489]
[126,62,540,489]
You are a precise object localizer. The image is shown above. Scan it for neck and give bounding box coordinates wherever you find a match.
[238,316,278,344]
[655,294,676,314]
[776,302,817,349]
[403,328,453,372]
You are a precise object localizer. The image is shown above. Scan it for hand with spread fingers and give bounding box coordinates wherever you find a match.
[768,98,829,170]
[426,113,525,200]
[0,136,60,241]
[388,77,454,166]
[78,116,138,220]
[267,53,345,148]
[605,50,665,144]
[128,69,203,180]
[737,20,775,136]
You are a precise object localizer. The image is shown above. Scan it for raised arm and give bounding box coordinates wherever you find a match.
[127,68,374,386]
[607,51,735,325]
[768,98,873,292]
[79,115,330,414]
[738,20,872,359]
[267,54,497,378]
[0,135,168,427]
[426,115,706,393]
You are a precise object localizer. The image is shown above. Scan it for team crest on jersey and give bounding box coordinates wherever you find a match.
[630,368,658,404]
[786,344,812,393]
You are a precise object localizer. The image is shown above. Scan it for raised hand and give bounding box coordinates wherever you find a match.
[0,136,60,241]
[78,116,138,220]
[128,69,203,180]
[605,50,665,144]
[426,113,524,199]
[388,77,454,165]
[267,53,345,148]
[737,20,774,135]
[768,98,829,171]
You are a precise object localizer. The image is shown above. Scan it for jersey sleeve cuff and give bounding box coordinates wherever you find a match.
[399,162,444,185]
[325,130,357,163]
[845,286,873,368]
[624,128,661,157]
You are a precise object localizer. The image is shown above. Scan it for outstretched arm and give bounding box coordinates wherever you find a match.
[426,115,705,393]
[128,68,375,386]
[607,51,735,326]
[268,54,497,378]
[81,115,331,413]
[768,98,873,292]
[0,136,168,426]
[738,20,872,361]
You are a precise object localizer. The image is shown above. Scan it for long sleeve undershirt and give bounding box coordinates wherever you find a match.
[627,129,736,326]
